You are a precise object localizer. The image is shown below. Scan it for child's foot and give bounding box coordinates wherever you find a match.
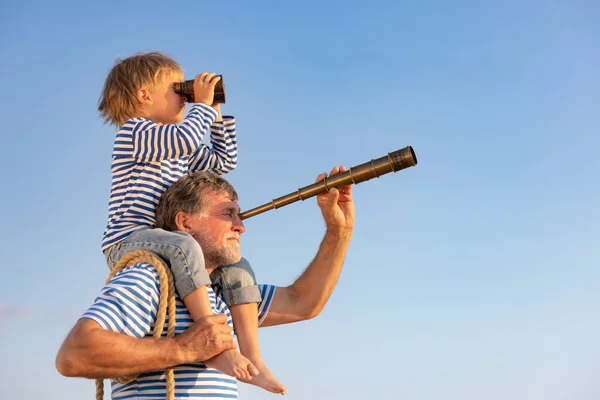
[240,358,287,395]
[205,349,258,381]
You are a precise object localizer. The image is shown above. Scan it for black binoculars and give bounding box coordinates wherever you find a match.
[173,75,226,104]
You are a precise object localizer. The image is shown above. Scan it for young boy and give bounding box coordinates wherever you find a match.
[98,52,285,394]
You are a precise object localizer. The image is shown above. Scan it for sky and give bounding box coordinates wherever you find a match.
[0,0,599,399]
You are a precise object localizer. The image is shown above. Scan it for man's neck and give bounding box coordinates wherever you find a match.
[204,263,217,276]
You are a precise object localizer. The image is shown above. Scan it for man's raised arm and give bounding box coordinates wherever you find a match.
[261,166,355,327]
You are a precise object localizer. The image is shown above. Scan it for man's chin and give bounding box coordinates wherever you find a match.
[225,252,242,266]
[209,251,241,267]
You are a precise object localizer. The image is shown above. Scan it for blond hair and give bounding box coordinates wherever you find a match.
[98,52,182,127]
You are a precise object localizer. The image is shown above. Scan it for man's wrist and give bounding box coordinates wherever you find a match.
[325,225,353,239]
[162,336,189,365]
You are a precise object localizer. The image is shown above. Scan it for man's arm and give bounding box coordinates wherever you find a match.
[261,228,351,327]
[56,315,235,379]
[56,314,236,379]
[56,265,237,379]
[260,166,355,327]
[56,318,176,378]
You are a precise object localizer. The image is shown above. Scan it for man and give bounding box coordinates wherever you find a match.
[55,166,355,399]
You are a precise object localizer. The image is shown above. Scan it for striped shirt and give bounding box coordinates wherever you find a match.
[102,103,237,251]
[81,263,276,400]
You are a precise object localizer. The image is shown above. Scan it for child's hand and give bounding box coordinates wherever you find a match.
[193,72,221,106]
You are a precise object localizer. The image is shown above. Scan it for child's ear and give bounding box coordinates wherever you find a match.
[136,88,153,104]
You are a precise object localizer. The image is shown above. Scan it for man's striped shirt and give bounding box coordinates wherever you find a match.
[81,263,276,400]
[102,103,237,251]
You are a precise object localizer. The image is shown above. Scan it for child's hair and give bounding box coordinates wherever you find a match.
[98,51,182,127]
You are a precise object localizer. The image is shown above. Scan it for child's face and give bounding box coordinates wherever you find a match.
[147,69,186,125]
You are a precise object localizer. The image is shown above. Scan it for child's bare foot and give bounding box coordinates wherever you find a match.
[205,349,258,381]
[240,358,286,395]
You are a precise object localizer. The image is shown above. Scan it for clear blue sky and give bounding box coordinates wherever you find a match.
[1,1,598,399]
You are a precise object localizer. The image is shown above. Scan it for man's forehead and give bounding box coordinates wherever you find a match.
[203,189,239,209]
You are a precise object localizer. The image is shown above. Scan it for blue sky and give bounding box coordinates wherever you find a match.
[1,1,599,399]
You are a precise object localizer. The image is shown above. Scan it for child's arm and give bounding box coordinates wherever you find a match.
[128,103,218,162]
[188,105,237,174]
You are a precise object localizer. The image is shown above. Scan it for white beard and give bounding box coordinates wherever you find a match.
[192,230,241,267]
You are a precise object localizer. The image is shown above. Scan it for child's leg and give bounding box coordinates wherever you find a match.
[211,258,286,394]
[105,228,257,381]
[185,288,258,382]
[230,303,286,394]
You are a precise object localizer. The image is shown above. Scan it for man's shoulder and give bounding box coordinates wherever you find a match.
[101,262,163,314]
[107,263,161,291]
[112,262,159,276]
[84,262,162,336]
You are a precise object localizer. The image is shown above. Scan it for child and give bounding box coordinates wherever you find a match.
[98,52,285,394]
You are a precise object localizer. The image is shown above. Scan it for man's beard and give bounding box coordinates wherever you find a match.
[192,229,241,267]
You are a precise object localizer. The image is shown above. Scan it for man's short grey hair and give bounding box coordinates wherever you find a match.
[156,172,238,232]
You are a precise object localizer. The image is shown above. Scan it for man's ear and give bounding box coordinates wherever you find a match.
[174,211,193,233]
[136,87,153,105]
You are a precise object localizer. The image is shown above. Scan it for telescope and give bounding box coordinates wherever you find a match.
[239,146,418,220]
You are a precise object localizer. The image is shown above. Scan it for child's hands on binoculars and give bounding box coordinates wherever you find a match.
[193,72,222,106]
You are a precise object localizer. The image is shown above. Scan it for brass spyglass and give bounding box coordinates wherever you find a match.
[239,146,418,220]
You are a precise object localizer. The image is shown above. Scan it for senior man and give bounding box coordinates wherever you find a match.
[56,166,354,399]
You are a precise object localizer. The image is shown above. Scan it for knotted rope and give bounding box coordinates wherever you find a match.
[95,250,176,400]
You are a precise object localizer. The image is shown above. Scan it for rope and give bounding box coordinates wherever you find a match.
[95,250,176,400]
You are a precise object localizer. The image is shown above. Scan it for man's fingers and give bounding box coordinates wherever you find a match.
[316,165,353,199]
[217,333,235,343]
[341,183,353,196]
[217,334,237,349]
[337,165,352,195]
[202,318,233,335]
[316,166,352,196]
[326,187,340,208]
[315,172,327,183]
[203,313,228,324]
[211,324,234,335]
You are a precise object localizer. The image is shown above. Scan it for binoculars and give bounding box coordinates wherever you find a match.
[173,75,226,104]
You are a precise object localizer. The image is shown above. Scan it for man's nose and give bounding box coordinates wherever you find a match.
[232,215,245,233]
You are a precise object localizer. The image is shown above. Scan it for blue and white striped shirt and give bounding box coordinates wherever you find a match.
[102,103,237,251]
[81,263,276,400]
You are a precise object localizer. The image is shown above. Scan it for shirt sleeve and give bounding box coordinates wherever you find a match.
[188,116,237,174]
[80,264,161,338]
[128,104,218,162]
[257,284,276,326]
